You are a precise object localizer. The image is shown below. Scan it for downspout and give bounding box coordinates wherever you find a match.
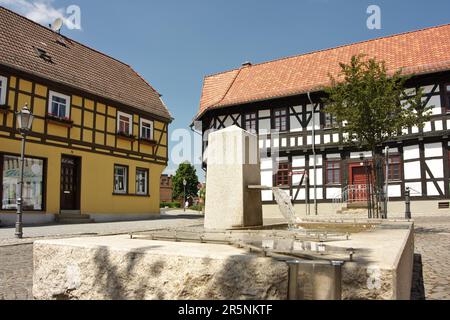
[307,92,318,216]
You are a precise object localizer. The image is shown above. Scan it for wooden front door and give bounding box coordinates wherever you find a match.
[60,156,80,211]
[348,163,370,202]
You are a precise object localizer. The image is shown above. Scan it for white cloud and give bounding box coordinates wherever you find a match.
[0,0,80,30]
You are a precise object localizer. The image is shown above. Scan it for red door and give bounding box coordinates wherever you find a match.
[349,164,370,202]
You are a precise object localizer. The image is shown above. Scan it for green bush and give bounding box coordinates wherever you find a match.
[160,202,181,208]
[190,205,204,212]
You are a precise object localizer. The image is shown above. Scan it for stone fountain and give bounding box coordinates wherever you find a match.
[32,127,415,300]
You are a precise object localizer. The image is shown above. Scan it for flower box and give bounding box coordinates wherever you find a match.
[46,114,73,127]
[117,131,136,141]
[139,137,157,145]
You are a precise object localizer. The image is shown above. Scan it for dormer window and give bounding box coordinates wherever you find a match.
[48,91,70,119]
[117,111,132,135]
[0,75,7,105]
[140,118,154,140]
[34,47,52,63]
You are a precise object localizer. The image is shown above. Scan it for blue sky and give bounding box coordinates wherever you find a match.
[2,0,450,180]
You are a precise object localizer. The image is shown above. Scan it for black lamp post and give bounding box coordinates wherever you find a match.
[15,104,34,239]
[183,179,187,212]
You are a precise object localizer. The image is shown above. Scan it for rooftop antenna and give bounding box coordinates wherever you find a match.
[51,18,63,34]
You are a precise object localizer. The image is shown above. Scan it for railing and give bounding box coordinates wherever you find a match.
[332,184,369,212]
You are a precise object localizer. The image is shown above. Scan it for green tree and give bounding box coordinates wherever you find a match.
[172,162,199,202]
[324,54,432,217]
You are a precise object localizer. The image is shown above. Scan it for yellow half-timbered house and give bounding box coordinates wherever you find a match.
[0,7,172,225]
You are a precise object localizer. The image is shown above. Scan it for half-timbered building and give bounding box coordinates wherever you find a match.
[195,24,450,217]
[0,7,171,225]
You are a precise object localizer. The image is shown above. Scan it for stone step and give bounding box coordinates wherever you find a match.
[57,212,94,224]
[57,218,95,225]
[60,210,82,215]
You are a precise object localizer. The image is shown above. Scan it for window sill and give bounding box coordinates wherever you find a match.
[112,193,150,197]
[46,116,73,128]
[116,133,136,141]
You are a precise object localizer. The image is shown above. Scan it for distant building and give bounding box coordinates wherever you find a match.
[160,174,173,202]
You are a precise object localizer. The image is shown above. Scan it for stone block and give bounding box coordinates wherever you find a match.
[204,126,263,230]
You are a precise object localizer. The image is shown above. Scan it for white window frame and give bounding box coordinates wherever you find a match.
[136,168,148,195]
[114,165,128,194]
[48,91,71,118]
[0,75,8,105]
[117,111,133,135]
[139,118,154,140]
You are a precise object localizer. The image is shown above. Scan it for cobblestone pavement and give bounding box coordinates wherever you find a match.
[414,216,450,300]
[0,211,204,246]
[0,244,33,300]
[0,213,449,300]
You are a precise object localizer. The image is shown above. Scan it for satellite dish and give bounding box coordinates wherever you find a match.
[51,18,63,33]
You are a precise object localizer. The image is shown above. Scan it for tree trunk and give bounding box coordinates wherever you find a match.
[371,147,386,219]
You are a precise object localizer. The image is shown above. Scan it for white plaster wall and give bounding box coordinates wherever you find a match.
[427,181,445,196]
[405,182,422,197]
[309,188,323,200]
[290,115,302,132]
[327,153,341,159]
[332,133,339,143]
[258,119,271,134]
[326,187,342,199]
[258,110,271,118]
[425,159,444,179]
[424,143,443,158]
[262,190,273,201]
[310,155,323,166]
[350,151,372,159]
[292,156,306,167]
[388,185,402,198]
[309,168,323,186]
[404,161,421,180]
[403,145,420,160]
[428,95,442,115]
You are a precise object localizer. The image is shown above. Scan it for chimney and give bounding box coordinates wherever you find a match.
[241,61,252,67]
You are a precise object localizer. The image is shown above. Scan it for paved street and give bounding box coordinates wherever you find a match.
[0,212,449,300]
[414,216,450,300]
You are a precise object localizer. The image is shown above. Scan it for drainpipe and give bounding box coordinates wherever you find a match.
[384,146,389,219]
[307,92,318,216]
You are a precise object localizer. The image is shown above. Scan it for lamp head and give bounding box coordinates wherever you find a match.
[17,103,34,133]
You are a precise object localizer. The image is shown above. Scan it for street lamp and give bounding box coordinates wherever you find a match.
[183,179,187,212]
[15,104,34,239]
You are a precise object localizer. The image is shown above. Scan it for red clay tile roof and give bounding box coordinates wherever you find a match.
[0,6,172,121]
[197,23,450,119]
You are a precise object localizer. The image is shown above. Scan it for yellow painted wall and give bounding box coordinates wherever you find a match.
[0,136,165,214]
[0,72,170,216]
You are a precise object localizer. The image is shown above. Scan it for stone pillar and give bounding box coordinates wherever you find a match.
[204,126,263,230]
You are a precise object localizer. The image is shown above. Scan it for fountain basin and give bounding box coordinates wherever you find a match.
[32,220,414,300]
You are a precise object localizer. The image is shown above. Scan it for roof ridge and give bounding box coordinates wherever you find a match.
[0,5,133,69]
[204,22,450,79]
[211,68,243,108]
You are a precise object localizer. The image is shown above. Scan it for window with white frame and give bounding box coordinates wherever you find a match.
[48,91,71,119]
[136,168,148,195]
[140,118,154,140]
[0,75,8,105]
[117,112,133,135]
[114,165,128,194]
